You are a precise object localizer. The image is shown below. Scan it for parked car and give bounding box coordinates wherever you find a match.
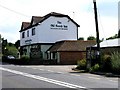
[7,55,15,59]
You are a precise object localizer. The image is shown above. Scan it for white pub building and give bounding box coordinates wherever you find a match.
[20,12,80,61]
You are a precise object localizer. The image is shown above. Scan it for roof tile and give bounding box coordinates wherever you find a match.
[48,40,96,52]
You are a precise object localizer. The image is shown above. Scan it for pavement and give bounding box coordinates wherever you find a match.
[72,68,120,78]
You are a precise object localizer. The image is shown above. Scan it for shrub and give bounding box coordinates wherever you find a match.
[100,54,111,72]
[21,55,30,60]
[89,64,100,72]
[76,59,86,70]
[20,55,30,64]
[111,52,120,74]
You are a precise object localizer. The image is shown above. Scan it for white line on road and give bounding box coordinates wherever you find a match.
[88,77,100,80]
[47,70,55,72]
[70,74,80,77]
[0,67,86,89]
[57,72,64,74]
[109,80,118,82]
[32,68,37,69]
[38,69,44,71]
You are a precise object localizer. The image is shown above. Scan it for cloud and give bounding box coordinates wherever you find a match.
[0,0,119,43]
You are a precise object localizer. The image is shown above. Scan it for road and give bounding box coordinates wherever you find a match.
[0,64,119,90]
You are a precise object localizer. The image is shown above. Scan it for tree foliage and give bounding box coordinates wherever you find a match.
[15,40,20,49]
[106,34,118,40]
[118,29,120,38]
[2,39,18,58]
[2,39,7,47]
[87,36,96,40]
[0,34,1,43]
[5,44,18,58]
[78,37,84,40]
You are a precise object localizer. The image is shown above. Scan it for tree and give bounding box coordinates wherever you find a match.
[87,36,96,40]
[78,37,84,40]
[118,29,120,38]
[5,44,18,57]
[0,34,1,43]
[2,39,7,47]
[2,39,8,55]
[0,35,2,58]
[106,34,118,40]
[8,42,14,46]
[15,40,20,49]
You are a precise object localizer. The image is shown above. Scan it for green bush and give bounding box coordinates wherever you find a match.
[21,55,30,60]
[89,64,100,72]
[76,59,86,70]
[5,45,18,58]
[20,55,30,64]
[100,54,111,72]
[111,52,120,74]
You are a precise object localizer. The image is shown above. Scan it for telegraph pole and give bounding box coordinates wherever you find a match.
[93,0,100,62]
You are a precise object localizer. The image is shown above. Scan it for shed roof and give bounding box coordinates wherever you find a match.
[95,38,120,48]
[48,40,96,52]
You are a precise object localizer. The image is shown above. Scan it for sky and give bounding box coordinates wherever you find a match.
[0,0,119,43]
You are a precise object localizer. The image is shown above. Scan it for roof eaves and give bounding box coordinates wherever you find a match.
[20,12,80,32]
[38,12,80,27]
[19,22,31,32]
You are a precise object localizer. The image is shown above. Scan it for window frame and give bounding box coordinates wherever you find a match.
[22,32,25,38]
[32,28,35,36]
[27,30,29,37]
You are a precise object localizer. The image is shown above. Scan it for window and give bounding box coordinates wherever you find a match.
[27,30,29,37]
[32,28,35,36]
[22,32,25,38]
[53,52,56,59]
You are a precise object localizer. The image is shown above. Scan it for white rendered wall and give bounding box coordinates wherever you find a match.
[20,16,78,46]
[37,16,78,43]
[20,26,39,46]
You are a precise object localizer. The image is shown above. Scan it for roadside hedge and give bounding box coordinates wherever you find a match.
[111,52,120,74]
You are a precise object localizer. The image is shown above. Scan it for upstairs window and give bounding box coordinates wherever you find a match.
[27,30,29,37]
[22,32,25,38]
[32,28,35,36]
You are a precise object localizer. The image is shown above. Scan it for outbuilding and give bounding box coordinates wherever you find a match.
[99,38,120,54]
[47,40,96,64]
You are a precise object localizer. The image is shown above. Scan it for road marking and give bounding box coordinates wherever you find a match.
[32,68,37,69]
[57,72,64,74]
[86,74,101,77]
[88,77,100,80]
[47,70,55,72]
[0,67,86,89]
[109,80,118,82]
[38,69,44,71]
[70,74,80,77]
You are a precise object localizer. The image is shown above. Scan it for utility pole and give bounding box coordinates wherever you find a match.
[93,0,100,62]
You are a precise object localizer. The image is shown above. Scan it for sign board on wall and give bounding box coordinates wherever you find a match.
[50,21,68,30]
[25,39,32,45]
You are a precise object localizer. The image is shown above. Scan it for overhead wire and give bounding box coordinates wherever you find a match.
[97,7,109,45]
[0,3,31,18]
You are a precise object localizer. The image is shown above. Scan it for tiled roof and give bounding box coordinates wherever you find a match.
[48,12,67,16]
[48,40,96,52]
[20,22,30,32]
[20,12,80,32]
[31,16,44,25]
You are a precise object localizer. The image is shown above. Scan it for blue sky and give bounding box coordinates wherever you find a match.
[0,0,119,43]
